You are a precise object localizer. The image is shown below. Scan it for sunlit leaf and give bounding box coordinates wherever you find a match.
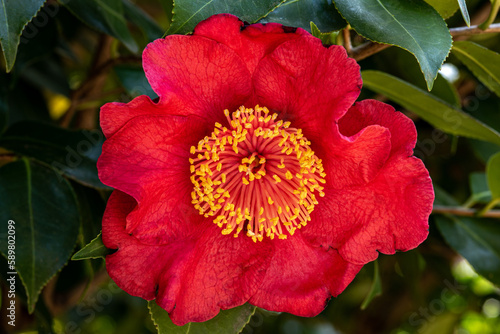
[0,158,80,312]
[453,41,500,98]
[334,0,452,90]
[0,0,46,72]
[167,0,285,35]
[149,301,256,334]
[361,70,500,146]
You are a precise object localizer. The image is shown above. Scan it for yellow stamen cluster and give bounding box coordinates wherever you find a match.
[189,106,326,242]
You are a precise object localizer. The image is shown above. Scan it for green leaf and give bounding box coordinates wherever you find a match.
[73,185,105,245]
[334,0,452,90]
[0,121,109,189]
[469,139,500,163]
[72,233,112,260]
[149,301,257,334]
[453,41,500,98]
[122,0,163,42]
[261,0,347,33]
[458,0,470,26]
[167,0,286,35]
[0,0,46,72]
[424,0,459,19]
[0,158,80,312]
[486,152,500,200]
[434,187,500,286]
[62,0,138,53]
[361,70,500,146]
[160,0,174,22]
[435,214,500,286]
[114,64,157,99]
[469,172,492,204]
[310,22,339,45]
[360,260,382,310]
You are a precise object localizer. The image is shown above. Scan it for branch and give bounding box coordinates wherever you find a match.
[350,23,500,61]
[432,205,500,218]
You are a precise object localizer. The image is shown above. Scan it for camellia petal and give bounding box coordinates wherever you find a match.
[98,13,434,325]
[143,35,253,122]
[249,234,362,316]
[303,100,433,264]
[103,191,272,325]
[193,13,309,74]
[253,37,362,135]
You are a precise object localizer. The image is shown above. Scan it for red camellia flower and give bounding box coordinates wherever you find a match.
[97,14,434,325]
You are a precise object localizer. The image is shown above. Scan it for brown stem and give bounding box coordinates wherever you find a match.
[342,28,352,54]
[350,23,500,61]
[59,35,141,128]
[432,205,500,218]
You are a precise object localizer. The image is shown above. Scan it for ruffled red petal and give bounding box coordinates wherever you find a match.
[339,100,417,156]
[103,191,272,326]
[253,37,362,140]
[249,235,362,316]
[98,114,210,244]
[193,14,309,75]
[142,35,253,123]
[303,100,433,264]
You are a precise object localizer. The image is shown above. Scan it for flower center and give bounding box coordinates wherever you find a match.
[189,106,326,242]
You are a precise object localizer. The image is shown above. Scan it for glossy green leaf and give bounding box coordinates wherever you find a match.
[149,301,257,334]
[334,0,452,90]
[486,152,500,200]
[167,0,285,35]
[72,233,112,260]
[123,0,163,42]
[453,41,500,98]
[261,0,346,33]
[0,121,108,189]
[62,0,138,53]
[0,0,46,72]
[361,70,500,146]
[424,0,459,19]
[458,0,470,26]
[360,260,382,309]
[0,158,80,312]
